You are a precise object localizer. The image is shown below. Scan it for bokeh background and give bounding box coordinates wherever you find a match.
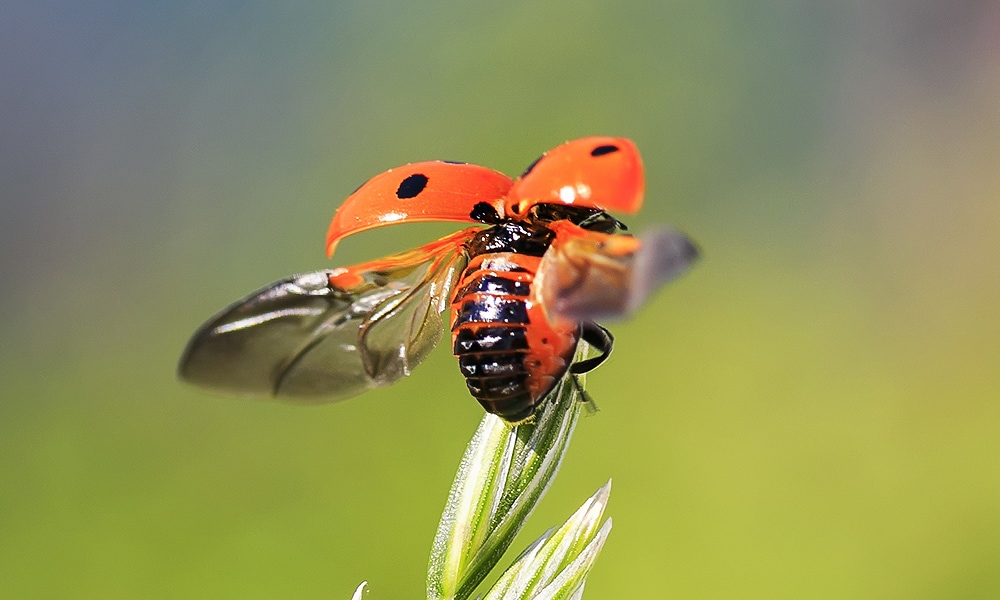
[2,1,999,598]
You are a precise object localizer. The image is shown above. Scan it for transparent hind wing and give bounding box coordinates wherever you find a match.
[178,229,475,402]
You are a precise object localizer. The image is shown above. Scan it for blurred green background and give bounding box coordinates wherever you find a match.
[2,1,998,598]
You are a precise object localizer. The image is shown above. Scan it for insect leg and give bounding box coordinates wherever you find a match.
[569,321,614,374]
[562,322,613,413]
[569,372,600,415]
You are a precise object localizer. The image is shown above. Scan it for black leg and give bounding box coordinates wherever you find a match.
[570,372,600,415]
[570,321,614,374]
[564,322,612,413]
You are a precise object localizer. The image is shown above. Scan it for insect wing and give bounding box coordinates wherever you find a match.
[537,221,699,322]
[179,234,473,402]
[506,136,645,217]
[327,161,512,256]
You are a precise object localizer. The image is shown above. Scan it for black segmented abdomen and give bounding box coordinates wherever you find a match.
[450,221,583,423]
[451,270,537,423]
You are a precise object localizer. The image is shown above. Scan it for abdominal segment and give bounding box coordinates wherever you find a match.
[450,253,577,423]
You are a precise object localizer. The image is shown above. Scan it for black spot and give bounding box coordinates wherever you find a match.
[396,173,428,199]
[590,144,619,157]
[519,154,544,178]
[442,160,466,164]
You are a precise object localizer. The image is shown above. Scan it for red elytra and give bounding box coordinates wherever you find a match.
[179,136,697,423]
[325,162,514,257]
[325,136,643,256]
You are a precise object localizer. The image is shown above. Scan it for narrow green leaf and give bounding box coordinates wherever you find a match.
[427,364,587,600]
[482,482,613,600]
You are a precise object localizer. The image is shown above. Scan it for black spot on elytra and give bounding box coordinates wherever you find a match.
[442,160,466,164]
[519,154,544,178]
[590,144,619,157]
[396,173,428,199]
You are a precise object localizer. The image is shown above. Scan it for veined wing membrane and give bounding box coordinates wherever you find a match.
[178,229,475,402]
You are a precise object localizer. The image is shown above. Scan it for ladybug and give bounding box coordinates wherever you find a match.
[178,137,698,423]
